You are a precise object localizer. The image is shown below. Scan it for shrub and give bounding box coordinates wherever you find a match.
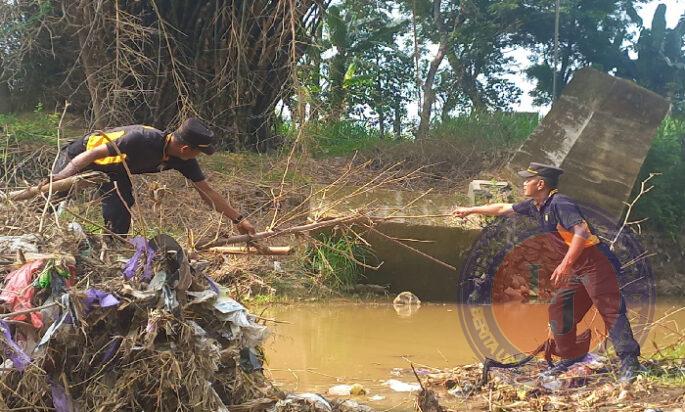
[307,231,368,289]
[632,117,685,236]
[430,111,539,149]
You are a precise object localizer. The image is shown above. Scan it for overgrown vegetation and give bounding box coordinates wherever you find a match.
[3,0,683,146]
[307,231,369,290]
[633,117,685,236]
[301,120,383,157]
[0,109,60,144]
[430,111,539,147]
[295,111,539,159]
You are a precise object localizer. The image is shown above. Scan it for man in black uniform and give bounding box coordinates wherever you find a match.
[453,162,641,381]
[52,118,255,236]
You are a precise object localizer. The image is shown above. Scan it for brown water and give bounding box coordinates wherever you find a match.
[260,300,685,411]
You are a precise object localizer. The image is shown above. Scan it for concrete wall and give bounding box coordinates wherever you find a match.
[310,185,481,301]
[508,68,670,223]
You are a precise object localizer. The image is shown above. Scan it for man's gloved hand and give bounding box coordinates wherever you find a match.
[236,219,256,236]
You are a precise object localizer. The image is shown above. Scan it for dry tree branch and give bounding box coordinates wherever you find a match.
[610,172,660,251]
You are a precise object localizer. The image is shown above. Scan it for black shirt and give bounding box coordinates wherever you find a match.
[512,190,600,248]
[70,125,205,182]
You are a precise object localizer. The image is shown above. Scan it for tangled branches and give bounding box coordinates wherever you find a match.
[1,0,328,150]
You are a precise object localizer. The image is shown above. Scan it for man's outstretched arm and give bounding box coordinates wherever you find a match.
[192,180,256,235]
[453,203,515,218]
[52,145,110,181]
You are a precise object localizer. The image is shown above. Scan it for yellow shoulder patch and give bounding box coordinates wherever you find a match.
[86,130,127,165]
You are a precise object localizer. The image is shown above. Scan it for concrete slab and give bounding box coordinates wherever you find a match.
[310,185,480,301]
[508,68,670,222]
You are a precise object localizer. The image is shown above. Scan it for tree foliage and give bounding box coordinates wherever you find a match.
[1,0,684,149]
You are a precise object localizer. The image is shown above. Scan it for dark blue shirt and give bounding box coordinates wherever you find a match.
[512,190,599,247]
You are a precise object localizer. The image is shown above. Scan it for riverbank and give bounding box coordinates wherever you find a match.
[259,301,685,412]
[3,113,685,300]
[417,351,685,412]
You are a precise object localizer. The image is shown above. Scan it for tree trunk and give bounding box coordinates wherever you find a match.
[309,24,323,121]
[441,94,456,122]
[327,51,348,122]
[463,73,485,111]
[4,0,328,151]
[376,65,385,138]
[417,41,448,139]
[0,81,11,113]
[393,97,402,138]
[75,2,106,128]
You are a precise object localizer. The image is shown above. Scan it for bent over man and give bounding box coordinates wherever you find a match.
[52,118,255,236]
[453,162,641,382]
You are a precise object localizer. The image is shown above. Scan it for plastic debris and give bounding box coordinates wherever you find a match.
[275,393,332,412]
[0,234,40,254]
[213,286,269,347]
[0,320,31,371]
[48,376,75,412]
[34,259,73,289]
[122,235,155,280]
[83,289,120,312]
[0,260,45,328]
[350,383,367,396]
[328,384,353,396]
[335,399,374,412]
[382,379,421,392]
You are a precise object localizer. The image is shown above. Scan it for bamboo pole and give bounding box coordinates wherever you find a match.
[196,215,369,249]
[207,246,293,255]
[3,172,108,202]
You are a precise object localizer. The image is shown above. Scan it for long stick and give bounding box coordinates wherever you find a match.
[363,224,457,272]
[207,246,293,255]
[196,215,369,249]
[0,302,60,319]
[4,172,108,202]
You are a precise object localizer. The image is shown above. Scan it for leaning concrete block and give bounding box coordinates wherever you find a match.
[508,68,670,223]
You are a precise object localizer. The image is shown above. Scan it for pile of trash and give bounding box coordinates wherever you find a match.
[0,228,367,411]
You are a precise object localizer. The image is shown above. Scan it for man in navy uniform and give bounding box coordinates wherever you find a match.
[52,118,256,236]
[453,162,641,381]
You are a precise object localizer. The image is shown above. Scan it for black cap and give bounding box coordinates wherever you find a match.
[517,162,564,179]
[173,118,216,155]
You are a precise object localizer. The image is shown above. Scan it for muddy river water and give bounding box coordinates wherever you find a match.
[259,300,685,411]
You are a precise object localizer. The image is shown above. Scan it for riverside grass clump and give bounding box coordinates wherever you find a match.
[306,231,369,290]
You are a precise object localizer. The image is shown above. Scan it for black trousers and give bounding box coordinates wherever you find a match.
[53,143,135,235]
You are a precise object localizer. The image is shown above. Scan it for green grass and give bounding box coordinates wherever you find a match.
[299,120,383,157]
[643,342,685,386]
[307,231,368,290]
[430,111,539,148]
[0,110,62,144]
[292,112,539,159]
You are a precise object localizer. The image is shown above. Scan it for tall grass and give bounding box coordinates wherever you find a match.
[307,232,368,290]
[430,111,539,148]
[291,112,540,158]
[298,120,383,157]
[0,110,61,144]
